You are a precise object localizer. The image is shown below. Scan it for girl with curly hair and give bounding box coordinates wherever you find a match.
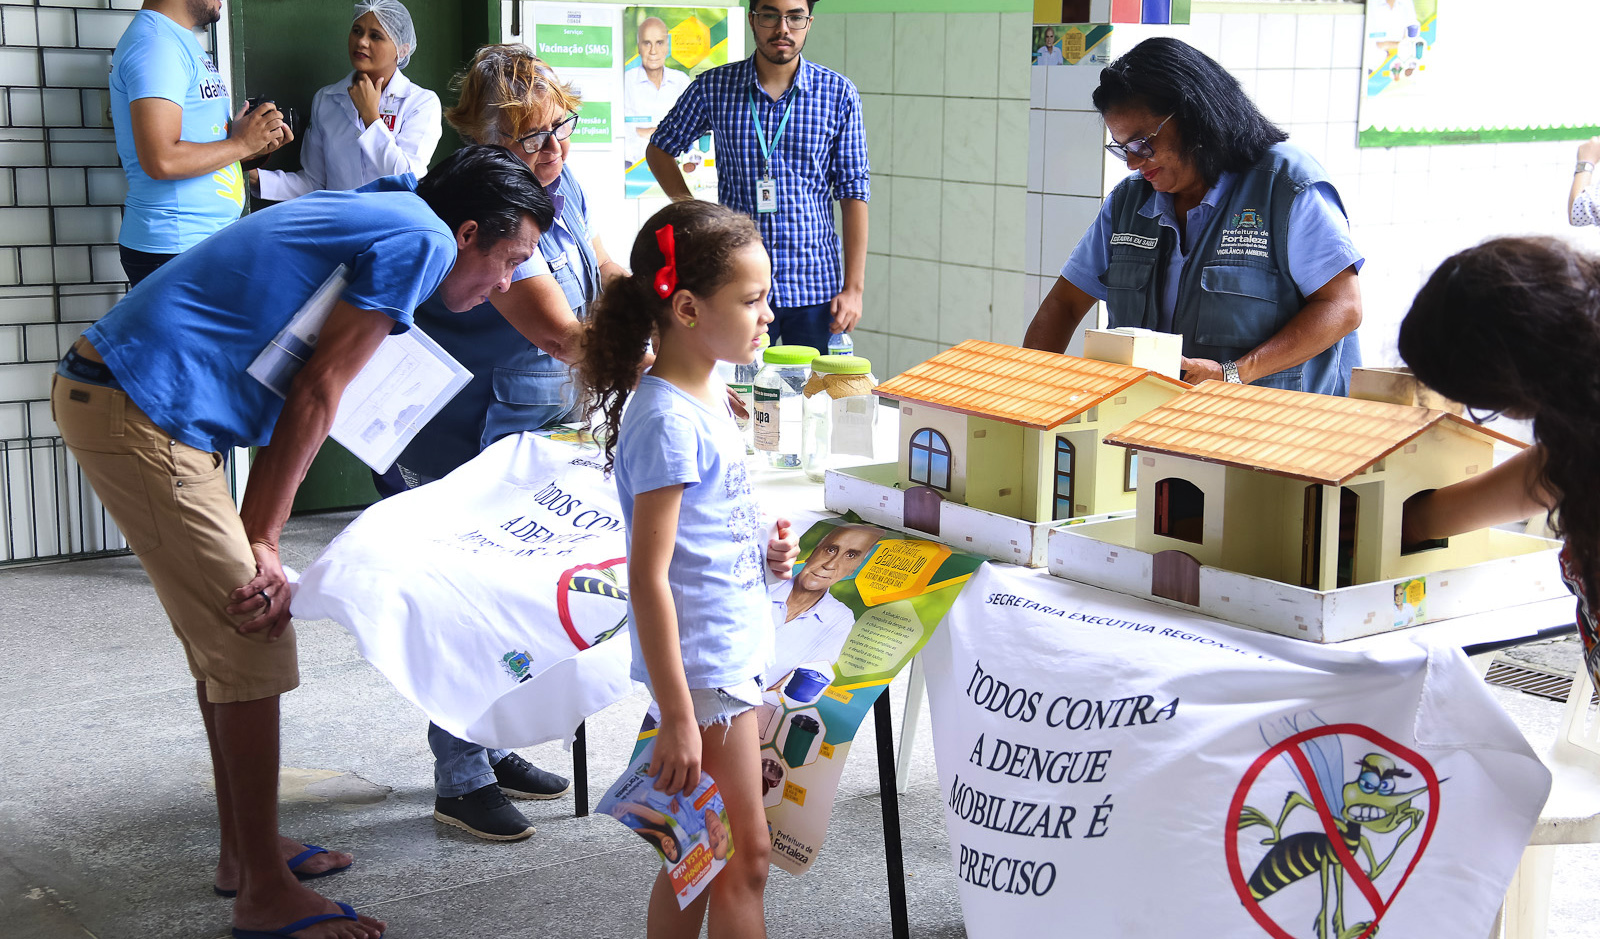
[579,199,798,938]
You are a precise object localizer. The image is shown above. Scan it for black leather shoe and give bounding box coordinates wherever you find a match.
[433,784,535,841]
[494,752,573,800]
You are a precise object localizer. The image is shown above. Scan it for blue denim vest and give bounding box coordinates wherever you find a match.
[1103,143,1359,395]
[397,167,602,479]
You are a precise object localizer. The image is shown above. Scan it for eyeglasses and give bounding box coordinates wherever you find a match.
[1104,113,1174,162]
[514,113,579,153]
[751,11,813,29]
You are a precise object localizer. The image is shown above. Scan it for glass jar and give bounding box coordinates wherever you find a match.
[722,334,769,453]
[802,354,878,483]
[753,344,819,468]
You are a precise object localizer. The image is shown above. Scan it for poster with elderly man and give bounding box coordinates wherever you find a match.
[622,6,733,198]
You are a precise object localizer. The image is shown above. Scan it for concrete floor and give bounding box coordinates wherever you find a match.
[1,509,1596,939]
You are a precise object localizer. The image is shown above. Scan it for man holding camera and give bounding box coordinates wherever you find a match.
[111,0,291,285]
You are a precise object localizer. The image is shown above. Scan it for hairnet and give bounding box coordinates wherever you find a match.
[353,0,417,69]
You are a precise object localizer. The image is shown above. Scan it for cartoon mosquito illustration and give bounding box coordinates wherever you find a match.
[1237,715,1431,939]
[568,566,629,644]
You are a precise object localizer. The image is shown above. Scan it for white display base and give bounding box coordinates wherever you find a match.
[823,463,1127,568]
[1047,517,1566,643]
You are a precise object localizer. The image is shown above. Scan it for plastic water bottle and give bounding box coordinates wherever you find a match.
[827,330,853,356]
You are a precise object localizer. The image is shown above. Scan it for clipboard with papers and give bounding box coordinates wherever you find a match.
[247,265,472,474]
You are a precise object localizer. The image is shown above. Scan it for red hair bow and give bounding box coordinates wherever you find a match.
[653,224,677,298]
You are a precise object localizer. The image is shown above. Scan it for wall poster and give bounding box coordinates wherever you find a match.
[1358,0,1600,147]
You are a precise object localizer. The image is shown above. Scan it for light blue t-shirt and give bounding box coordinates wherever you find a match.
[110,9,243,252]
[615,376,772,690]
[84,176,456,454]
[1061,173,1364,331]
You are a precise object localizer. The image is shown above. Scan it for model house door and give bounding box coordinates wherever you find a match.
[1152,550,1200,606]
[904,485,943,536]
[1301,484,1322,588]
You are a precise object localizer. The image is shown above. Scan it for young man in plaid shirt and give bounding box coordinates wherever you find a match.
[646,0,870,351]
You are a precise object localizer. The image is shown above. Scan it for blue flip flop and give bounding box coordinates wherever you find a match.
[213,845,353,898]
[232,901,375,939]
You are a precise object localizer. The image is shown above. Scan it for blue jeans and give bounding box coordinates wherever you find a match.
[771,301,834,353]
[119,245,177,287]
[429,722,510,798]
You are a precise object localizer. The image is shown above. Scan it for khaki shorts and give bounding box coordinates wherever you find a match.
[51,368,299,703]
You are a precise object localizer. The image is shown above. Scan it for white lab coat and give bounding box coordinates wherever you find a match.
[257,69,441,201]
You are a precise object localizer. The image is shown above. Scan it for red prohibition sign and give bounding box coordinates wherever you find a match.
[557,557,628,650]
[1224,723,1440,939]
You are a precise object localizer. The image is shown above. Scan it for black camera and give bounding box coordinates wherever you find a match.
[245,95,299,138]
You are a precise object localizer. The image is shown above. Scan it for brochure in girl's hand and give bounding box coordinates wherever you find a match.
[597,741,733,909]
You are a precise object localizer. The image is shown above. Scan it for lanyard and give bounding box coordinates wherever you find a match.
[747,88,792,175]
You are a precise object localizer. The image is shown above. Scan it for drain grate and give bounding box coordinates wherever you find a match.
[1485,660,1598,704]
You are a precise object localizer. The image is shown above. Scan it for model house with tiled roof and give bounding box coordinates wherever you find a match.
[1101,380,1525,593]
[873,338,1190,528]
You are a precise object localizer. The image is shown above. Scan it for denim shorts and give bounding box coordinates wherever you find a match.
[646,677,765,729]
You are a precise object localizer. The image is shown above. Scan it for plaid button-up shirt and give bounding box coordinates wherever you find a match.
[652,56,871,308]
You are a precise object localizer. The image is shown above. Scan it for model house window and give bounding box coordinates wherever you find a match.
[1154,477,1204,544]
[1053,438,1076,519]
[1124,449,1139,491]
[909,428,951,491]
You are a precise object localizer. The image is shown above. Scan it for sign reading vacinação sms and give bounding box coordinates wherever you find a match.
[536,23,613,68]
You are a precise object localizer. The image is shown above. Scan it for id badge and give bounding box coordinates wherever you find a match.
[755,177,778,214]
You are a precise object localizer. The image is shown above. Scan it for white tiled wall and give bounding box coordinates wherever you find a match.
[1025,6,1600,367]
[783,10,1034,377]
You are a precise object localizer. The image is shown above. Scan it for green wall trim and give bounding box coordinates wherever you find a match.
[819,0,1030,13]
[1360,125,1600,148]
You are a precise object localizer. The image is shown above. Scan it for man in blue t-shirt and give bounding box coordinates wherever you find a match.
[110,0,292,285]
[51,146,552,939]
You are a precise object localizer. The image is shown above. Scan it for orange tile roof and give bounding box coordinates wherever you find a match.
[1102,380,1525,485]
[873,340,1189,430]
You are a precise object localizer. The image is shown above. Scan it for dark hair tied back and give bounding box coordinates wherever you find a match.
[1399,236,1600,578]
[1093,37,1286,185]
[578,201,762,472]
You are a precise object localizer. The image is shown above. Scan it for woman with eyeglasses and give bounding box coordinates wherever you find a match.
[374,43,626,843]
[1024,37,1364,395]
[1397,236,1600,696]
[251,1,440,201]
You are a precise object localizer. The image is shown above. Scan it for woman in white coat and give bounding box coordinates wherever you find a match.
[251,0,441,200]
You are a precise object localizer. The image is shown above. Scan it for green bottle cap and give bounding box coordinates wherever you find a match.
[763,344,820,365]
[811,354,872,375]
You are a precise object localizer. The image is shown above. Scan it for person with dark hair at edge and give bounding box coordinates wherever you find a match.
[250,1,441,202]
[374,45,629,842]
[1399,236,1600,701]
[111,0,291,286]
[1024,37,1364,395]
[645,0,870,354]
[50,145,552,939]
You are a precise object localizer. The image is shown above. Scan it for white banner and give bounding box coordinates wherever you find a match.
[923,564,1549,939]
[292,432,635,750]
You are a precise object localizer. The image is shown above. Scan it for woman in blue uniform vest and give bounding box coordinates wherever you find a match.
[378,45,627,842]
[1024,38,1364,395]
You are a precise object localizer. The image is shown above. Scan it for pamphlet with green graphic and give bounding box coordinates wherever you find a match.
[632,518,985,875]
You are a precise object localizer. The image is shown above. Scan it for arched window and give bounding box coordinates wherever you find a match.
[1053,437,1076,519]
[909,428,951,491]
[1154,477,1204,544]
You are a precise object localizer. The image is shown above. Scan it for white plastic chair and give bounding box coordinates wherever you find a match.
[1496,664,1600,939]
